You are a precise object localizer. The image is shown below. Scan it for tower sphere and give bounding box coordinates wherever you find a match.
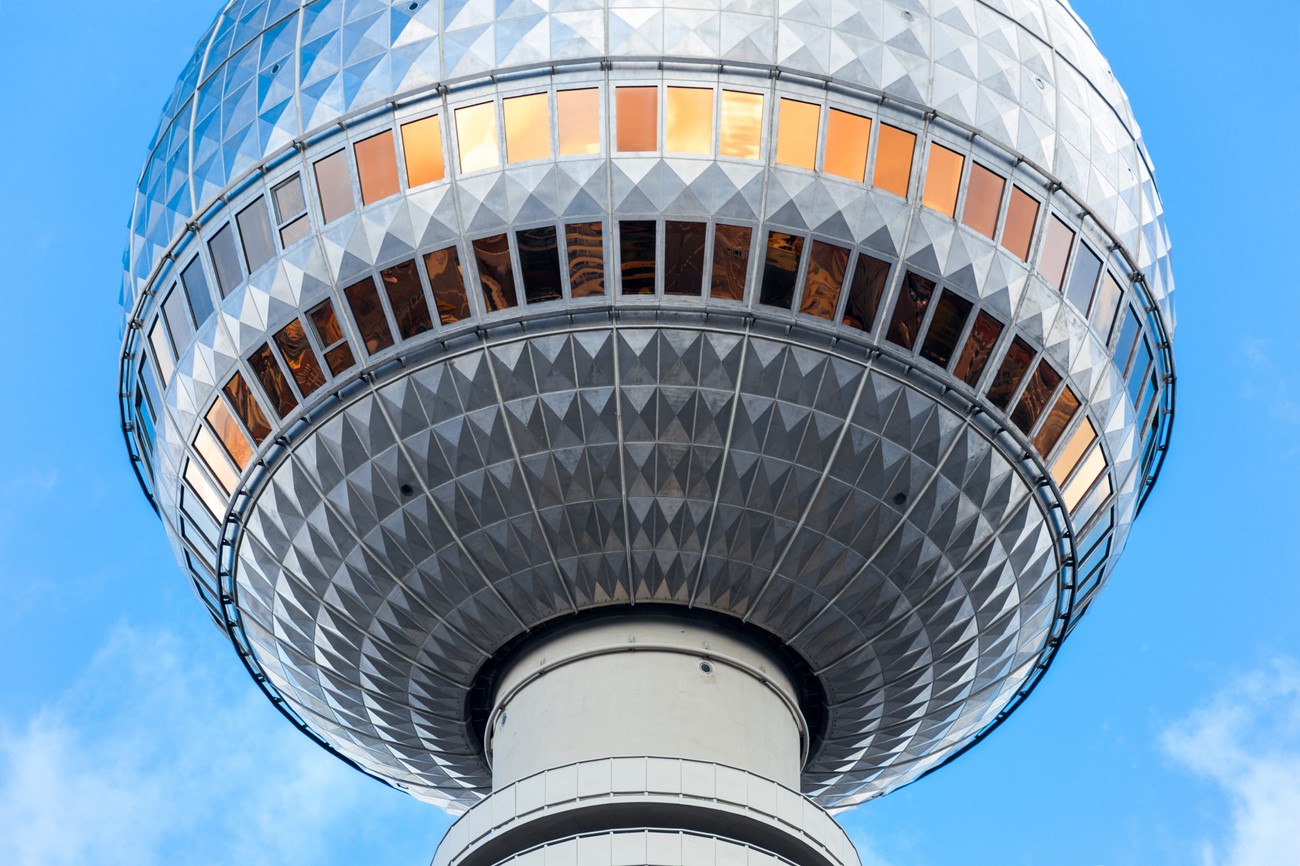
[120,0,1176,813]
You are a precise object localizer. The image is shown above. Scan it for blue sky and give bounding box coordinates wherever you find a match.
[0,1,1297,863]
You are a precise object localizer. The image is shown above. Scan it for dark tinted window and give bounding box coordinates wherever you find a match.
[308,300,356,376]
[473,235,519,311]
[919,290,973,368]
[223,371,272,444]
[566,222,605,298]
[516,227,564,304]
[799,241,849,320]
[237,198,276,273]
[381,260,434,339]
[249,342,299,417]
[209,223,244,296]
[841,254,889,333]
[1034,386,1080,456]
[986,336,1035,410]
[885,272,936,350]
[424,247,469,323]
[1011,359,1062,434]
[664,221,706,296]
[953,311,1004,388]
[619,221,656,295]
[759,231,804,309]
[273,319,326,399]
[710,224,751,301]
[343,276,395,354]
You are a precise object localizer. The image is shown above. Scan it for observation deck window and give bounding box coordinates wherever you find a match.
[313,150,355,224]
[776,99,820,170]
[180,257,214,325]
[986,336,1034,410]
[1051,417,1096,487]
[616,87,658,153]
[401,116,446,187]
[961,163,1004,239]
[1011,359,1063,435]
[355,130,401,205]
[664,222,707,296]
[272,174,310,246]
[666,87,713,155]
[1001,186,1038,261]
[1065,244,1102,314]
[1063,443,1108,514]
[841,254,889,333]
[222,371,272,445]
[504,93,552,163]
[193,425,239,496]
[873,124,916,198]
[516,227,564,304]
[344,276,397,354]
[799,241,850,319]
[1127,340,1153,405]
[565,223,606,298]
[148,320,174,386]
[184,459,226,520]
[307,300,356,375]
[381,260,434,339]
[719,91,763,159]
[1033,386,1080,457]
[249,342,299,417]
[162,283,196,353]
[273,319,326,399]
[618,221,657,295]
[456,102,501,173]
[823,109,870,182]
[759,231,805,308]
[921,144,964,217]
[1038,215,1075,291]
[236,197,276,273]
[885,272,936,351]
[1092,273,1124,341]
[919,290,973,368]
[709,224,752,301]
[1115,307,1142,368]
[208,223,243,296]
[558,89,600,156]
[424,246,471,322]
[953,310,1004,388]
[206,396,253,470]
[473,235,519,310]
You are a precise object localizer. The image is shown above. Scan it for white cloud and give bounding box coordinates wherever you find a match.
[1239,339,1300,425]
[0,624,443,866]
[1161,659,1300,866]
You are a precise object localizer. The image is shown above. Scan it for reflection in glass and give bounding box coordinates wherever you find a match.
[841,254,889,332]
[953,310,1004,387]
[1011,359,1062,434]
[193,426,239,495]
[666,87,713,154]
[1034,386,1080,457]
[181,257,214,324]
[986,336,1035,410]
[616,87,658,152]
[1062,444,1106,513]
[423,246,469,323]
[504,93,552,163]
[473,234,518,310]
[455,102,501,173]
[1115,307,1141,368]
[885,272,936,350]
[565,222,605,297]
[272,174,306,224]
[1001,186,1038,261]
[1127,340,1152,404]
[1092,273,1123,339]
[185,459,228,520]
[516,226,564,303]
[206,398,253,470]
[208,223,244,296]
[273,319,326,399]
[314,150,355,224]
[223,371,272,445]
[249,342,299,417]
[919,290,973,368]
[759,232,805,308]
[149,321,175,385]
[401,115,446,187]
[280,215,310,247]
[824,109,871,182]
[619,220,657,295]
[343,276,396,354]
[873,124,916,197]
[381,259,434,339]
[922,144,964,217]
[355,130,401,204]
[664,221,707,295]
[1065,244,1102,313]
[961,163,1004,238]
[775,99,819,170]
[800,241,849,319]
[558,89,600,156]
[710,224,751,301]
[720,91,763,159]
[162,287,195,354]
[307,300,356,375]
[1039,215,1075,290]
[237,198,276,273]
[1051,417,1096,487]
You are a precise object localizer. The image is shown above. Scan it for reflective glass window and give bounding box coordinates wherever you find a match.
[885,272,936,350]
[280,216,310,247]
[209,223,244,296]
[1116,307,1142,367]
[249,342,298,417]
[181,258,214,324]
[1051,417,1096,486]
[272,174,307,224]
[163,285,196,352]
[1062,444,1107,513]
[516,226,564,303]
[223,371,272,445]
[1033,386,1079,457]
[504,93,552,163]
[423,246,470,323]
[666,87,713,155]
[184,459,227,520]
[401,115,446,187]
[314,150,355,224]
[986,336,1034,410]
[456,102,501,173]
[1127,340,1153,404]
[961,163,1004,238]
[355,130,401,204]
[206,398,253,470]
[619,220,657,295]
[921,144,964,217]
[193,426,239,496]
[381,259,434,339]
[473,234,518,310]
[616,87,658,152]
[1011,359,1062,434]
[919,290,973,368]
[1001,186,1038,261]
[873,124,916,197]
[664,221,707,296]
[558,89,600,156]
[1070,468,1112,527]
[759,231,805,308]
[800,241,849,319]
[1092,272,1123,338]
[775,99,819,170]
[710,224,752,301]
[565,222,605,298]
[343,276,396,354]
[149,321,175,384]
[1065,244,1103,313]
[273,319,326,400]
[307,300,356,376]
[237,197,276,273]
[719,91,763,159]
[823,109,871,182]
[953,310,1004,388]
[1038,215,1074,290]
[841,254,889,333]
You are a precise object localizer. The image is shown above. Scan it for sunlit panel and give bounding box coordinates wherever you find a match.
[823,109,871,182]
[424,246,470,323]
[1062,444,1107,513]
[504,93,552,163]
[473,235,518,311]
[616,87,658,152]
[565,222,605,297]
[775,99,819,170]
[666,87,713,154]
[455,102,501,173]
[710,224,751,301]
[719,90,763,159]
[401,115,445,187]
[184,460,227,520]
[961,163,1004,238]
[800,241,849,319]
[314,150,355,224]
[873,124,916,197]
[558,89,600,156]
[193,426,239,496]
[1039,215,1075,290]
[355,130,401,204]
[148,322,174,385]
[206,399,253,470]
[1051,417,1097,486]
[922,143,964,217]
[664,221,706,295]
[1001,186,1038,261]
[759,231,805,308]
[885,272,935,350]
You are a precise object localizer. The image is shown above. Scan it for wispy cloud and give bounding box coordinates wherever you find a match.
[1161,658,1300,866]
[0,624,443,866]
[1239,339,1300,425]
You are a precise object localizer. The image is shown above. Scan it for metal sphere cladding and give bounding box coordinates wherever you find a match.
[119,0,1176,812]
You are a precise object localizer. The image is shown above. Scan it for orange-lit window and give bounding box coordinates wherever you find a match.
[666,87,713,154]
[775,99,819,170]
[823,109,871,182]
[799,241,849,319]
[1011,359,1062,434]
[873,125,916,197]
[922,144,964,217]
[616,87,657,152]
[423,246,470,323]
[719,91,763,159]
[355,130,400,205]
[272,319,326,400]
[986,336,1035,411]
[710,224,752,301]
[455,102,500,173]
[307,300,356,376]
[1001,186,1038,261]
[473,235,518,310]
[343,276,396,355]
[566,222,605,298]
[184,459,228,519]
[1062,443,1107,512]
[558,89,600,156]
[1051,417,1096,486]
[249,342,299,417]
[206,398,253,470]
[401,115,446,187]
[504,93,552,163]
[953,311,1004,388]
[1034,386,1080,457]
[222,371,272,445]
[314,150,355,224]
[962,164,1004,238]
[1038,216,1075,290]
[193,425,239,496]
[381,260,434,339]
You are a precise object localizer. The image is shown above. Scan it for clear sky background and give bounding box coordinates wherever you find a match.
[0,1,1296,864]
